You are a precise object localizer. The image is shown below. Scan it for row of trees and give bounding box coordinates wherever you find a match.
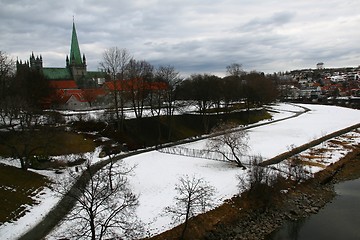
[1,50,278,120]
[0,51,51,112]
[99,47,182,135]
[100,48,278,136]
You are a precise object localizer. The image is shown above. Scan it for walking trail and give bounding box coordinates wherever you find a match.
[19,104,358,240]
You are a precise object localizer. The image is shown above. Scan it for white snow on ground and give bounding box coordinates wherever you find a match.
[0,147,106,240]
[186,104,360,159]
[118,104,360,237]
[0,188,60,240]
[0,103,359,239]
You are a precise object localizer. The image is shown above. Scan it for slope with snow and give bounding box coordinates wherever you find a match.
[122,104,360,236]
[1,103,359,239]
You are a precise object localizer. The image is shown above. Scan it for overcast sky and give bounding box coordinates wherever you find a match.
[1,0,359,77]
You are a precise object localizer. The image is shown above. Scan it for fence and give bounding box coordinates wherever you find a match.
[158,146,252,165]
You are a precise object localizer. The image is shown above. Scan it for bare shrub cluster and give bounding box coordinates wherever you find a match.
[237,156,284,210]
[207,122,249,169]
[55,159,143,240]
[165,174,216,239]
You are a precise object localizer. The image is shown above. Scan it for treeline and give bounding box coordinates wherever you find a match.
[178,71,278,111]
[0,51,51,112]
[1,50,279,130]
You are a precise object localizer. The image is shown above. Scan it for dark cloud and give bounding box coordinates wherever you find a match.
[1,0,359,76]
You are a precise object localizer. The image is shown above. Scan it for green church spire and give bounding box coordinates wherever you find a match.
[70,21,83,65]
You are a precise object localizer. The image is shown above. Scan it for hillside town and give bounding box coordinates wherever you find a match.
[277,63,360,108]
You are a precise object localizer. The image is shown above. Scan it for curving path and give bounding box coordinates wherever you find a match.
[19,104,333,240]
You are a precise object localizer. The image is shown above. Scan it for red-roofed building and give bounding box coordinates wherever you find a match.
[46,78,168,110]
[103,79,168,92]
[49,80,78,89]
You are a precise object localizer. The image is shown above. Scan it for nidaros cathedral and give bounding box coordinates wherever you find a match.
[16,21,105,89]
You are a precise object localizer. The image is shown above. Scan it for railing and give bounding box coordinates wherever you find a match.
[158,146,252,164]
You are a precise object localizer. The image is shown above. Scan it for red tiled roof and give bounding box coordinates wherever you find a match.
[50,89,86,104]
[83,88,106,96]
[103,80,128,91]
[49,80,78,89]
[103,79,168,91]
[148,82,169,90]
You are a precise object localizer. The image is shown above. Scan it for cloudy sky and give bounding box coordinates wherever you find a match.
[1,0,359,77]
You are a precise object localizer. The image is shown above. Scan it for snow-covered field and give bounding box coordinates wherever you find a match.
[0,103,359,239]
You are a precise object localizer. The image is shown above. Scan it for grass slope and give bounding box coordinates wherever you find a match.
[0,163,49,224]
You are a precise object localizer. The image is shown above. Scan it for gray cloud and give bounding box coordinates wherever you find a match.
[241,11,295,32]
[1,0,359,77]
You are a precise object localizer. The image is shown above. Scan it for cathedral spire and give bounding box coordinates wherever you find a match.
[70,20,82,65]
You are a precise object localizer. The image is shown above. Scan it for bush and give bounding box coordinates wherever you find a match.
[237,155,283,210]
[285,155,309,183]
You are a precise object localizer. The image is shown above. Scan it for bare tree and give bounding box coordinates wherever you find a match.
[186,74,220,133]
[165,174,216,239]
[82,89,98,108]
[0,51,15,102]
[226,63,245,77]
[0,51,15,128]
[125,59,154,119]
[206,122,249,169]
[155,65,182,140]
[244,71,278,106]
[56,160,143,240]
[237,155,281,210]
[285,155,309,183]
[155,65,181,116]
[148,76,166,144]
[99,47,132,130]
[0,97,56,170]
[13,67,51,109]
[0,54,54,170]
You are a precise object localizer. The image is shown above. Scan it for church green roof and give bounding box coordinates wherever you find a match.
[86,71,107,78]
[43,68,72,80]
[70,22,83,65]
[42,68,105,80]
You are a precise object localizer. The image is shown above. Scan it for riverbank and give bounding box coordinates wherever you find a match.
[208,145,360,240]
[149,139,360,240]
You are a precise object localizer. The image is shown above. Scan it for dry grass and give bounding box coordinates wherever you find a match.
[0,130,95,157]
[0,163,49,224]
[328,139,348,147]
[299,160,326,168]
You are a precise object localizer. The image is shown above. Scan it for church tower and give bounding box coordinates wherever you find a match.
[66,21,87,84]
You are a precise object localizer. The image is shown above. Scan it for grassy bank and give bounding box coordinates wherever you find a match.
[0,163,49,224]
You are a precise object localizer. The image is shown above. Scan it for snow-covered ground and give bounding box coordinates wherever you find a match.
[0,103,359,239]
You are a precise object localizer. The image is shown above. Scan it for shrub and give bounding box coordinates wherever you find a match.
[237,155,283,210]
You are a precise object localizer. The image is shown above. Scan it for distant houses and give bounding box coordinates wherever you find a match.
[277,65,360,107]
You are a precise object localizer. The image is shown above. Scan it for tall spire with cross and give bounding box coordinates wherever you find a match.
[69,19,83,65]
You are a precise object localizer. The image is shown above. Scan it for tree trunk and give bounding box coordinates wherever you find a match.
[20,158,28,170]
[90,214,96,240]
[181,196,192,240]
[113,89,121,130]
